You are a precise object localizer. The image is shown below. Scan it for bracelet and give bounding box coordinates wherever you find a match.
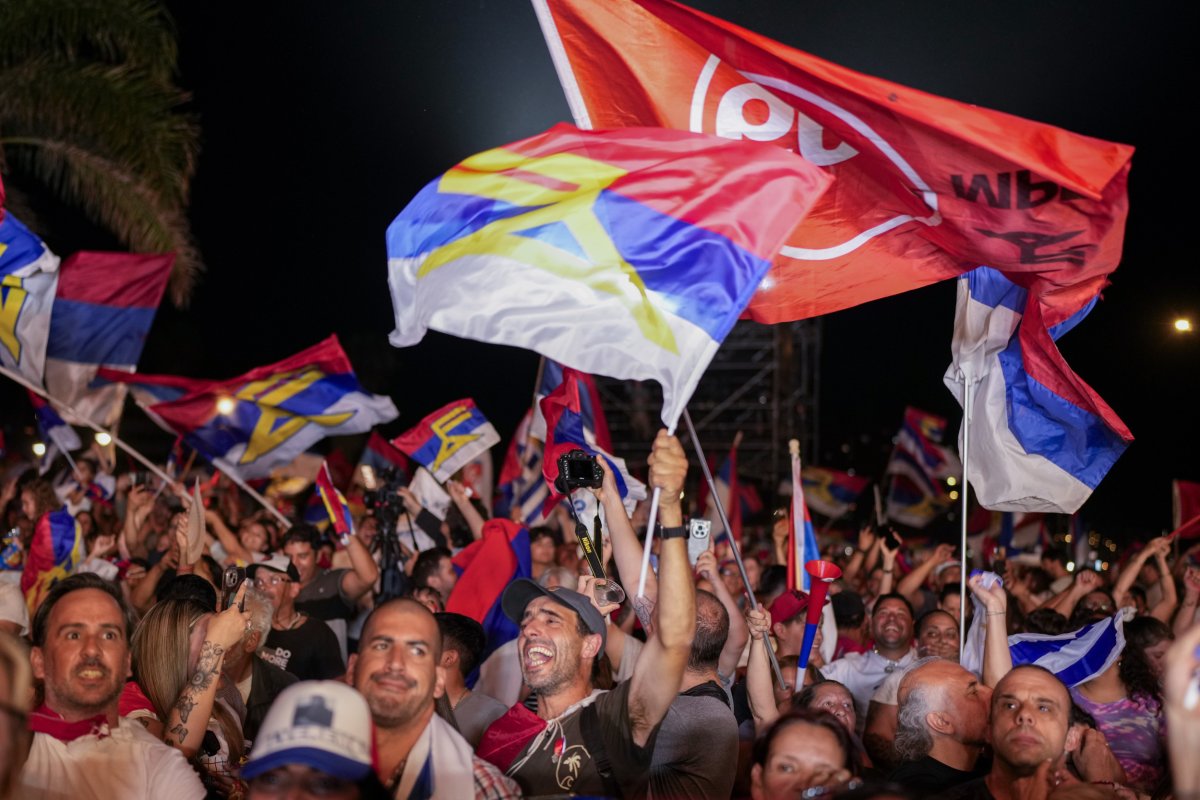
[987,611,1006,616]
[659,525,688,540]
[882,568,894,574]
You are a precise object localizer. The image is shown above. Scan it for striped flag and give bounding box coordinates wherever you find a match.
[315,460,354,538]
[788,441,819,592]
[20,509,83,612]
[962,571,1125,686]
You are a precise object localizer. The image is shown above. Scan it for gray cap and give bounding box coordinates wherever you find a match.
[501,578,607,648]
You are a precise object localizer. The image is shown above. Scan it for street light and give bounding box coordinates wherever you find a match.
[1174,317,1193,333]
[215,396,236,415]
[95,432,112,446]
[32,442,46,457]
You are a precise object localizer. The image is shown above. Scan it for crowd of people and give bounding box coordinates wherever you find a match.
[1,431,1199,800]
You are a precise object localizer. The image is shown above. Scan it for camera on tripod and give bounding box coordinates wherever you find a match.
[362,467,407,522]
[554,449,604,494]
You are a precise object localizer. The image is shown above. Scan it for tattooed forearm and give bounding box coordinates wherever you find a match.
[632,596,656,630]
[164,640,226,754]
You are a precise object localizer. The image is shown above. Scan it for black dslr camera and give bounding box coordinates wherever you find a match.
[554,449,604,494]
[362,467,407,521]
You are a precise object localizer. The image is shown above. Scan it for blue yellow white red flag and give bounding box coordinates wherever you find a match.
[315,460,354,537]
[110,336,398,480]
[0,211,60,384]
[392,398,501,485]
[386,123,830,428]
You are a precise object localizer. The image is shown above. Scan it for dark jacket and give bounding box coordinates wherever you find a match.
[243,654,299,743]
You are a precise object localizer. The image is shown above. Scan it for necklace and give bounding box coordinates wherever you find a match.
[873,647,902,673]
[274,612,302,631]
[449,688,471,710]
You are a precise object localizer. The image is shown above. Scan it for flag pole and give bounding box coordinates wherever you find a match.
[2,365,178,492]
[683,409,789,690]
[212,462,292,530]
[959,369,972,659]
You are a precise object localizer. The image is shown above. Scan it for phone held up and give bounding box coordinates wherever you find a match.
[687,518,712,565]
[222,564,247,610]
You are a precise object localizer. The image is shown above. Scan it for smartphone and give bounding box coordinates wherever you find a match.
[687,518,712,565]
[222,564,247,609]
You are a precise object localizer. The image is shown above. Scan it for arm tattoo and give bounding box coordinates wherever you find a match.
[632,596,656,630]
[170,641,225,736]
[167,723,188,745]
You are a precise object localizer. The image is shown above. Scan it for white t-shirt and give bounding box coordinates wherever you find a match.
[19,721,205,800]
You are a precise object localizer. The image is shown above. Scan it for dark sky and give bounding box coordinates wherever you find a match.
[22,1,1196,538]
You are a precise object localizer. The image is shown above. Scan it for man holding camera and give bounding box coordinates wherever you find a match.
[479,430,697,798]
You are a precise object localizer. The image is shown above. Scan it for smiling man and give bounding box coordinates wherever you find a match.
[348,598,519,799]
[479,430,697,798]
[822,592,918,728]
[18,574,204,800]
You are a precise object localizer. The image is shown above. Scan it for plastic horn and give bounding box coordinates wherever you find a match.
[797,560,842,669]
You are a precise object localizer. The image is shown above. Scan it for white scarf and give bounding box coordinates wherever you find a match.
[394,712,477,800]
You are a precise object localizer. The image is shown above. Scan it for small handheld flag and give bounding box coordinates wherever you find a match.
[316,460,355,542]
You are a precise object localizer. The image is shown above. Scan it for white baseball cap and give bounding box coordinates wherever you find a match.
[241,681,374,781]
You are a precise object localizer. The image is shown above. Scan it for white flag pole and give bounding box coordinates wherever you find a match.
[635,422,674,599]
[959,368,972,658]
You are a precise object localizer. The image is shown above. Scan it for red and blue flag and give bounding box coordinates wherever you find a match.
[528,359,612,452]
[44,251,173,425]
[494,408,550,527]
[315,460,354,537]
[801,467,870,519]
[28,391,81,475]
[446,519,532,666]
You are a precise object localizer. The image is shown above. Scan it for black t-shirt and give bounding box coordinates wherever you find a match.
[931,777,996,800]
[506,681,659,798]
[261,616,345,681]
[890,754,990,795]
[294,568,355,621]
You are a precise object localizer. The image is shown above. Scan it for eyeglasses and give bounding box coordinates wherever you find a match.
[254,575,290,589]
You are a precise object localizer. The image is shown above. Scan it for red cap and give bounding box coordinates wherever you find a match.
[768,589,810,625]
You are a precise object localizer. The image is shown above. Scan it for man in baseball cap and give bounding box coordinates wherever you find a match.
[242,680,388,799]
[251,555,344,681]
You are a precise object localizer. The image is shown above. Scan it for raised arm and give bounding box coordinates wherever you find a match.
[744,605,781,736]
[1147,543,1178,623]
[1043,568,1100,619]
[1176,566,1200,638]
[968,573,1013,687]
[164,586,250,757]
[593,456,658,627]
[338,530,381,601]
[1112,537,1166,609]
[205,508,251,565]
[842,526,877,588]
[897,542,953,607]
[446,479,486,541]
[627,431,696,748]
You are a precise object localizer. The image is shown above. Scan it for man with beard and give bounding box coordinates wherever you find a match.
[18,573,204,799]
[348,598,520,799]
[890,658,993,792]
[479,430,697,798]
[821,592,917,728]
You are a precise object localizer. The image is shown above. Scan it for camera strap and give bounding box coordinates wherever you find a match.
[569,498,608,580]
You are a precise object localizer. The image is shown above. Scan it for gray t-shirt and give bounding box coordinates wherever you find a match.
[649,688,739,800]
[453,690,509,749]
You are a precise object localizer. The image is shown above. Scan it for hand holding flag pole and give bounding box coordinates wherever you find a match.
[682,408,788,690]
[798,560,842,670]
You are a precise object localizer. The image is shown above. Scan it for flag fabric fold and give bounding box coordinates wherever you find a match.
[315,460,354,537]
[20,508,83,612]
[944,267,1131,513]
[44,251,174,426]
[392,398,501,485]
[494,408,550,528]
[962,572,1125,687]
[801,466,870,519]
[1172,479,1200,539]
[885,407,961,528]
[0,211,60,384]
[531,0,1133,325]
[539,367,646,516]
[528,359,612,451]
[106,336,398,480]
[29,392,81,475]
[387,122,830,427]
[446,519,533,665]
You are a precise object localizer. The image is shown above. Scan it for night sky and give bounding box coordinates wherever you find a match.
[8,1,1195,540]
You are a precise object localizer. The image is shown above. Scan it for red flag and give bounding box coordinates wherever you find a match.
[1172,479,1200,539]
[533,0,1132,324]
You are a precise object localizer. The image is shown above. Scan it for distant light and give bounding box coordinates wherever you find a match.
[216,396,237,415]
[1174,318,1193,333]
[948,490,960,501]
[1066,561,1076,572]
[94,432,112,446]
[32,442,47,457]
[946,476,958,487]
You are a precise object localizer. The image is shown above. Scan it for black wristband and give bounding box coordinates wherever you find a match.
[659,525,687,540]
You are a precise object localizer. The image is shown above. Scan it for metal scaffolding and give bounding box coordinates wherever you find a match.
[595,319,822,499]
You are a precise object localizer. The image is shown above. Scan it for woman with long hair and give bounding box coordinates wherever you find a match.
[1070,614,1169,793]
[749,708,860,800]
[132,594,250,797]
